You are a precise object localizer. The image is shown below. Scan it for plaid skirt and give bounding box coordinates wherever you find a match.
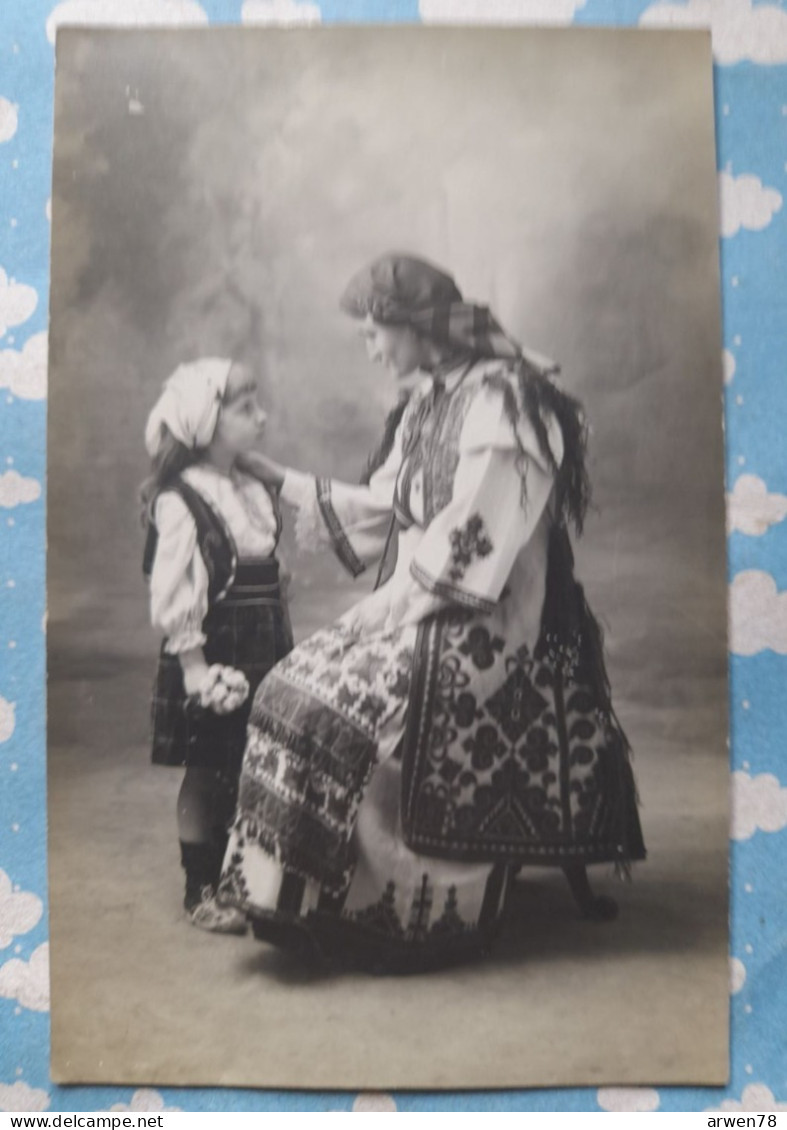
[150,558,293,777]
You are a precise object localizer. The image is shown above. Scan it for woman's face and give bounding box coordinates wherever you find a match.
[359,315,424,378]
[213,362,267,455]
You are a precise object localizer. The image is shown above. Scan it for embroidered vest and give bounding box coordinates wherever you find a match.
[375,369,475,590]
[395,369,476,528]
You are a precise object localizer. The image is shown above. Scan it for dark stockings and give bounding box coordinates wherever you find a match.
[177,767,236,911]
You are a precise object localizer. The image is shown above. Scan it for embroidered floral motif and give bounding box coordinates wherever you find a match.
[485,666,549,743]
[458,626,505,671]
[336,683,358,713]
[357,692,387,727]
[462,724,507,772]
[448,513,494,583]
[346,878,474,944]
[349,880,404,938]
[406,875,434,942]
[388,669,411,700]
[217,847,251,906]
[429,886,470,937]
[453,691,480,729]
[401,615,643,862]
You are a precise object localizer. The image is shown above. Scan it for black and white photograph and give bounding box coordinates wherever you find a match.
[47,26,730,1090]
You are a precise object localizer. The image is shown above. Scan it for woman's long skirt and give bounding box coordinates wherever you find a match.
[218,591,644,972]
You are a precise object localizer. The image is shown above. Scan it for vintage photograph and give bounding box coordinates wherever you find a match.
[47,26,729,1089]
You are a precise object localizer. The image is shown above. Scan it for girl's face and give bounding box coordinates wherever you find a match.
[359,315,425,378]
[212,363,267,455]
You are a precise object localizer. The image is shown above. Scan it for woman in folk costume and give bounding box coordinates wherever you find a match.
[142,358,293,933]
[218,255,645,970]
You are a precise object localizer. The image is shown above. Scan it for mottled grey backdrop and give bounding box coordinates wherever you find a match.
[49,29,726,674]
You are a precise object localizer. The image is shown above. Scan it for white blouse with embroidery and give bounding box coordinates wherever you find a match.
[149,463,279,655]
[279,359,564,636]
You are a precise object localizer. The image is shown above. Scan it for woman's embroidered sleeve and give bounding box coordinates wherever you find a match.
[149,492,210,654]
[409,380,561,613]
[279,403,411,577]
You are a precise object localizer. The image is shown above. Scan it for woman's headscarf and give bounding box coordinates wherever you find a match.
[145,358,234,458]
[339,253,558,375]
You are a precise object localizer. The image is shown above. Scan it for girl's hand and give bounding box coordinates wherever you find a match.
[182,661,211,698]
[179,647,210,698]
[237,451,287,491]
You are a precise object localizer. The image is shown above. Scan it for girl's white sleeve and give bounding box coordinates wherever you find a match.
[149,492,210,655]
[279,405,409,577]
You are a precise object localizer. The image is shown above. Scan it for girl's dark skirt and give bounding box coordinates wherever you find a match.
[150,559,293,796]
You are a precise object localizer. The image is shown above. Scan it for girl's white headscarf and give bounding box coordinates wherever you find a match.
[144,358,234,458]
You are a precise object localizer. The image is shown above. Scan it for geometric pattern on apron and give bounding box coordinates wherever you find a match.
[401,613,644,868]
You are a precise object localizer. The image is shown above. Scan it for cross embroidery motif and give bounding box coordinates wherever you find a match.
[448,513,494,582]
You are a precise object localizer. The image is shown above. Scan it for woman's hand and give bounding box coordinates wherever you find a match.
[236,451,287,491]
[340,588,392,636]
[383,578,450,635]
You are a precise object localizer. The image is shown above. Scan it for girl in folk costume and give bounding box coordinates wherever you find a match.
[218,256,645,970]
[142,358,293,933]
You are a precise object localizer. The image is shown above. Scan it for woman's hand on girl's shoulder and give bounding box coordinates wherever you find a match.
[236,451,286,491]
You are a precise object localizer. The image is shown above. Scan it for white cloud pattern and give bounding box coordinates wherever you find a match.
[597,1088,660,1112]
[241,0,322,23]
[0,943,50,1012]
[0,697,15,744]
[0,870,42,949]
[0,470,42,509]
[719,171,782,238]
[0,98,19,145]
[730,570,787,655]
[730,956,747,995]
[732,771,787,841]
[0,1082,50,1113]
[46,0,208,45]
[640,0,787,64]
[723,348,736,385]
[109,1091,181,1113]
[709,1085,787,1112]
[728,475,787,536]
[419,0,585,23]
[352,1093,398,1112]
[0,332,47,400]
[0,270,37,339]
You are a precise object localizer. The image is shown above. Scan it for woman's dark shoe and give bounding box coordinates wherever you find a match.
[562,862,619,921]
